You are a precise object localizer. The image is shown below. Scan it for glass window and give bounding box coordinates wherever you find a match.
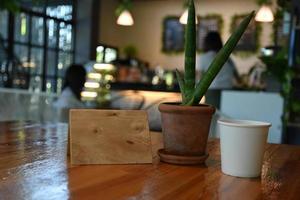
[0,10,8,40]
[0,74,8,87]
[12,74,28,88]
[29,75,42,92]
[2,0,75,92]
[46,78,56,93]
[0,41,8,60]
[47,19,58,48]
[14,13,29,43]
[31,16,44,45]
[21,0,46,13]
[104,48,117,63]
[46,50,56,76]
[2,41,7,48]
[46,5,73,21]
[30,47,44,75]
[59,22,73,51]
[56,78,63,94]
[14,44,29,66]
[58,52,72,77]
[0,42,8,73]
[96,46,104,62]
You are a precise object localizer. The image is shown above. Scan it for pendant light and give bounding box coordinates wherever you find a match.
[179,5,198,24]
[255,0,274,23]
[255,5,274,22]
[117,10,134,26]
[116,0,134,26]
[179,9,189,24]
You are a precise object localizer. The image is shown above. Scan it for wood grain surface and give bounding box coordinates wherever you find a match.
[69,109,152,165]
[0,121,300,200]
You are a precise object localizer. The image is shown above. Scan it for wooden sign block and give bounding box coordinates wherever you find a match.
[70,109,152,165]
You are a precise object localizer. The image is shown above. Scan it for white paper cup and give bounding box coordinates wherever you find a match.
[218,119,271,178]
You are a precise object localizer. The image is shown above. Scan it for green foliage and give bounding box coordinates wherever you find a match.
[277,0,292,9]
[256,0,272,5]
[123,45,138,58]
[292,101,300,113]
[260,50,289,83]
[297,56,300,65]
[260,50,299,109]
[261,50,300,126]
[0,0,39,13]
[115,0,133,17]
[177,0,254,106]
[272,10,283,45]
[0,0,20,12]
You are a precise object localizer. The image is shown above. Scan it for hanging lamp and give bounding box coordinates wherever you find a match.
[255,0,274,22]
[179,6,198,24]
[116,0,134,26]
[255,5,274,22]
[117,10,134,26]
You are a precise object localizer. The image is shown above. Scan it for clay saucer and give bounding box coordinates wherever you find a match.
[158,149,208,165]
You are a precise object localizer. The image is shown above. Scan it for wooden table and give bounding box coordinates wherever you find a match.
[0,121,300,199]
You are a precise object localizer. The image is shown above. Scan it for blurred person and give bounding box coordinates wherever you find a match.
[197,31,239,89]
[113,59,131,82]
[127,66,142,82]
[54,64,86,109]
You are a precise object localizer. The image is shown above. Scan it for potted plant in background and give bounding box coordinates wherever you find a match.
[158,0,255,165]
[260,50,300,144]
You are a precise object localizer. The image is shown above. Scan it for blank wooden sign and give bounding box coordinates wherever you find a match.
[69,109,152,165]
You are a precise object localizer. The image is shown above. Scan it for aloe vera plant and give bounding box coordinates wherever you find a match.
[176,0,255,106]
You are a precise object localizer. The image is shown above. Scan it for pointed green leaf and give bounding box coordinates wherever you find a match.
[175,69,187,103]
[192,11,255,105]
[184,0,196,96]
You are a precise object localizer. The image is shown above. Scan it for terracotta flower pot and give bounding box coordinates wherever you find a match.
[158,102,215,165]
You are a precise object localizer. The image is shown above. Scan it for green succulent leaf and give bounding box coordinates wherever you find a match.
[188,11,255,105]
[175,69,186,103]
[183,0,196,102]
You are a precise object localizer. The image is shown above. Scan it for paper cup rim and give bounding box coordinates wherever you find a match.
[218,119,271,128]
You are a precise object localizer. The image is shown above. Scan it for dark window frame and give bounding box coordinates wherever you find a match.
[0,0,76,93]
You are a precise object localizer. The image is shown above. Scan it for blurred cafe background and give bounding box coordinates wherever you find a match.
[0,0,299,144]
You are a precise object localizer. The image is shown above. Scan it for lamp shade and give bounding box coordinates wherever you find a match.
[117,10,134,26]
[255,5,274,22]
[179,9,198,25]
